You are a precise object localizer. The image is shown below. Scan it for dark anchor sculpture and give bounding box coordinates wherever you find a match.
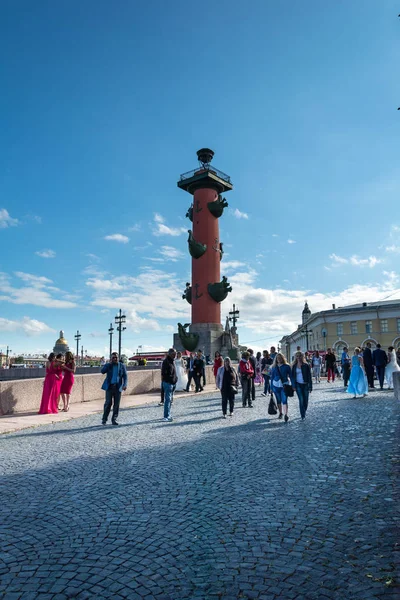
[185,205,193,222]
[219,242,224,261]
[177,322,199,352]
[182,282,192,305]
[194,283,203,299]
[207,194,228,218]
[188,230,207,259]
[208,276,232,303]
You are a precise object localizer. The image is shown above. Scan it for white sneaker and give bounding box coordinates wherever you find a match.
[162,417,169,422]
[261,392,266,397]
[167,417,173,422]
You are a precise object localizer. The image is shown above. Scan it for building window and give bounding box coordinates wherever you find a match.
[337,323,343,336]
[350,322,357,335]
[365,320,372,334]
[381,319,388,333]
[397,318,400,333]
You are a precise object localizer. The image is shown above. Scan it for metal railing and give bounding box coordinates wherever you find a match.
[179,166,232,185]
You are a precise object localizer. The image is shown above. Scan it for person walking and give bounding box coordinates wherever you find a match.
[248,348,257,404]
[362,342,374,389]
[216,357,239,418]
[60,351,76,412]
[239,351,254,407]
[161,348,177,421]
[325,348,336,383]
[38,353,62,414]
[385,346,400,390]
[347,348,368,398]
[372,344,388,390]
[185,352,196,392]
[270,353,292,422]
[254,351,263,385]
[101,352,128,426]
[213,351,223,388]
[260,350,273,397]
[341,347,351,388]
[269,346,277,362]
[311,351,322,383]
[291,351,312,420]
[193,350,205,393]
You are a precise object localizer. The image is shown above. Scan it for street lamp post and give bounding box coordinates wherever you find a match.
[74,330,81,363]
[108,323,114,359]
[301,325,312,353]
[115,309,126,357]
[6,345,11,367]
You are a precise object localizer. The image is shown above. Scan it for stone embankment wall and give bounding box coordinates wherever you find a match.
[0,366,215,416]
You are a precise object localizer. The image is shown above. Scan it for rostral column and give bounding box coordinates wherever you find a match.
[174,148,234,359]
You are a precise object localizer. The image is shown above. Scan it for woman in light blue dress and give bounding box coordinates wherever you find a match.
[347,348,368,398]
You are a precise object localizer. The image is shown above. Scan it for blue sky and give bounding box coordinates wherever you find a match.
[1,0,400,357]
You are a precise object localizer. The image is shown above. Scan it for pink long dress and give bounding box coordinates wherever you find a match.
[38,362,63,414]
[60,362,75,395]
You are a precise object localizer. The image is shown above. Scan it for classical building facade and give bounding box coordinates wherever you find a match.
[280,299,400,361]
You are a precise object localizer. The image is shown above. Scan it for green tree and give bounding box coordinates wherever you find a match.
[120,354,128,364]
[14,356,25,364]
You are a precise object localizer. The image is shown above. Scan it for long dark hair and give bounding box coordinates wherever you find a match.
[47,352,55,361]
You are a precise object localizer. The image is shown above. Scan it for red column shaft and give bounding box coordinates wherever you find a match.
[192,188,221,324]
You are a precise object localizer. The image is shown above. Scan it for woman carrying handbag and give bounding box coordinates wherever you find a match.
[216,357,239,418]
[270,353,293,422]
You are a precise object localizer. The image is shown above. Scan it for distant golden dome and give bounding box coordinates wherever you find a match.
[55,337,68,346]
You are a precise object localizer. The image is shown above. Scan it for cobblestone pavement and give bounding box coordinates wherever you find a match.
[0,383,399,599]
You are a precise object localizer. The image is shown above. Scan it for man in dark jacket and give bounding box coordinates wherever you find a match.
[101,352,128,426]
[341,347,351,388]
[372,344,388,390]
[161,348,177,421]
[325,349,336,383]
[193,350,205,393]
[248,348,257,403]
[363,342,374,389]
[185,352,195,392]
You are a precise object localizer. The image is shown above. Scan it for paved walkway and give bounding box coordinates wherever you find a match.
[0,384,219,435]
[0,383,399,599]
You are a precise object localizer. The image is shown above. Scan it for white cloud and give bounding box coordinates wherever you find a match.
[0,272,78,309]
[152,213,187,237]
[158,246,185,261]
[272,234,279,238]
[129,223,141,232]
[226,267,400,344]
[287,239,296,244]
[232,208,249,220]
[14,272,53,287]
[0,208,19,229]
[87,268,190,321]
[329,253,382,268]
[221,260,247,270]
[35,249,56,258]
[104,234,129,243]
[0,317,55,336]
[385,245,400,253]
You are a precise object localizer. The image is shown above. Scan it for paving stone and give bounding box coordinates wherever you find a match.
[0,385,398,599]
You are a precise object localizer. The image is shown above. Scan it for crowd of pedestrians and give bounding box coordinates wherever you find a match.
[37,341,399,426]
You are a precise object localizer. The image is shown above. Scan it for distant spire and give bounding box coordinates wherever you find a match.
[302,301,311,324]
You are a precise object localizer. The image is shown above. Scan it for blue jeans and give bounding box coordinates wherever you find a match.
[272,385,287,405]
[296,383,309,418]
[162,382,174,418]
[262,374,270,394]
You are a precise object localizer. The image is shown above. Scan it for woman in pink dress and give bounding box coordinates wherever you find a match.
[60,351,76,411]
[38,353,63,414]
